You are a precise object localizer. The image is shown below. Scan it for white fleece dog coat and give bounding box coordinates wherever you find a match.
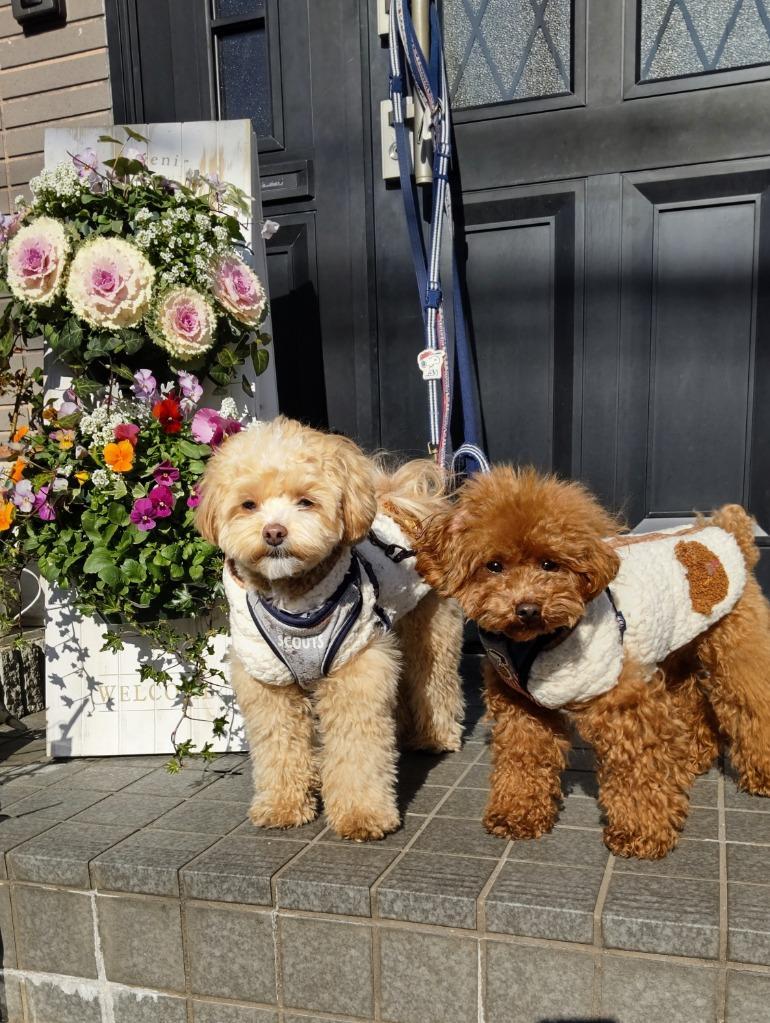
[480,524,747,710]
[224,513,430,689]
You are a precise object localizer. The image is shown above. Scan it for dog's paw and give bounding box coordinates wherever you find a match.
[249,796,317,830]
[405,721,464,755]
[331,808,400,842]
[483,807,556,841]
[603,824,678,860]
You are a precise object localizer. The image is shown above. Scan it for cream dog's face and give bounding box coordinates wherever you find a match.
[195,417,377,582]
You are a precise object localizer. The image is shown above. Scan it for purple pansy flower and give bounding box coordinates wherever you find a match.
[131,369,157,402]
[130,497,157,532]
[148,484,175,518]
[33,485,56,521]
[72,148,106,192]
[186,486,201,509]
[0,212,22,244]
[190,408,242,448]
[12,480,35,513]
[178,371,203,415]
[152,461,180,486]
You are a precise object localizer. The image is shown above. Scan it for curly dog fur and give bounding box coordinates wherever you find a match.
[196,417,464,841]
[417,466,770,858]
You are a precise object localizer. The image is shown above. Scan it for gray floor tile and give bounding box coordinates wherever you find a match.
[66,762,155,791]
[181,835,305,904]
[485,861,605,944]
[400,753,472,786]
[0,883,15,969]
[12,884,97,977]
[682,807,719,841]
[726,810,770,844]
[691,772,720,808]
[728,883,770,965]
[233,815,328,841]
[7,821,134,887]
[412,816,506,859]
[562,770,600,799]
[21,977,102,1023]
[602,874,720,958]
[0,776,48,808]
[485,940,595,1023]
[0,816,56,878]
[5,787,107,822]
[193,1003,278,1023]
[458,763,491,789]
[112,987,188,1023]
[123,766,216,798]
[10,760,91,786]
[599,954,718,1023]
[615,838,721,881]
[376,849,495,928]
[190,772,255,802]
[380,928,478,1023]
[506,827,610,869]
[73,792,183,828]
[281,916,373,1018]
[149,798,249,835]
[186,903,276,1002]
[727,842,770,884]
[398,783,450,816]
[725,969,770,1023]
[277,841,396,916]
[91,828,219,896]
[98,894,185,991]
[556,795,605,829]
[436,786,487,819]
[725,774,770,813]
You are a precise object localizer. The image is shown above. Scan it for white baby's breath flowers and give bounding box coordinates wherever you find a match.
[219,397,239,419]
[90,468,111,488]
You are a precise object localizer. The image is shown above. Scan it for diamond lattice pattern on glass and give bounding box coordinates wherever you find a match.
[640,0,770,81]
[443,0,572,109]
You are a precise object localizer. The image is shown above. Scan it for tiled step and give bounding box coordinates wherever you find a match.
[1,704,770,1021]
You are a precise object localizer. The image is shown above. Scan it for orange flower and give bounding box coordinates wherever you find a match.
[103,439,135,473]
[10,458,25,483]
[0,500,14,532]
[11,425,28,442]
[42,408,56,422]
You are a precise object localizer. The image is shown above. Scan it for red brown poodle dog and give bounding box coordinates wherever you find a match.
[417,466,770,858]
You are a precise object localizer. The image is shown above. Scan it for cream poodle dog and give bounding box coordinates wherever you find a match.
[196,416,464,841]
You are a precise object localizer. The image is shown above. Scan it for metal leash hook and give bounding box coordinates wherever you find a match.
[388,0,488,478]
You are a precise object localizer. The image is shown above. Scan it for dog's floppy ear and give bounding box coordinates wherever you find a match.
[332,436,378,545]
[579,538,620,600]
[415,504,475,596]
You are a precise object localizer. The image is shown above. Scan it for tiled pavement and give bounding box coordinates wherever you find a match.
[0,666,769,1021]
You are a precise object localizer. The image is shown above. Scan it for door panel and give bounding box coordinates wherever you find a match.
[615,163,770,527]
[462,187,581,473]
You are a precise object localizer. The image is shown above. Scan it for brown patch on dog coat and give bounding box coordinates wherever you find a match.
[675,540,729,615]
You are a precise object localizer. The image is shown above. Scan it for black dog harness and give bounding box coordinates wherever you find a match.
[479,588,626,700]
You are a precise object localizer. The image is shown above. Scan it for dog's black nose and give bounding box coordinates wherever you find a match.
[516,602,541,622]
[263,523,287,547]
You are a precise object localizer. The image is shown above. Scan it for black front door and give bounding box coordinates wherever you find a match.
[108,0,770,555]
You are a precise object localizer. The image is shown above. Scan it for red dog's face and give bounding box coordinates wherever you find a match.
[417,467,622,641]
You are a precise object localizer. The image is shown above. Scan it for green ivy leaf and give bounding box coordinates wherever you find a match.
[252,346,269,376]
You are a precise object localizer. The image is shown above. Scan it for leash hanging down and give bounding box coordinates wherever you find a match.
[388,0,488,476]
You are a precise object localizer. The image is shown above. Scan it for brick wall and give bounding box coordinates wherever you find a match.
[0,0,113,437]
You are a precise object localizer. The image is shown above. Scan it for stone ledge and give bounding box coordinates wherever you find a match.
[0,630,44,722]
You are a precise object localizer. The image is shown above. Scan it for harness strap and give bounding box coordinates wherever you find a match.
[367,529,416,564]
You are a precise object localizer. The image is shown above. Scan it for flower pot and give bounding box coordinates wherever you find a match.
[45,586,246,757]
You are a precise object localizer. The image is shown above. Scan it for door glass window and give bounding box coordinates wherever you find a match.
[639,0,770,82]
[443,0,573,109]
[212,0,273,139]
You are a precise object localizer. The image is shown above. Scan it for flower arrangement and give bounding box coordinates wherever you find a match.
[0,129,274,766]
[0,370,244,765]
[0,129,270,393]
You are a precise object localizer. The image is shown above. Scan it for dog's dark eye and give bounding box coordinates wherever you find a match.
[241,500,257,511]
[541,560,559,572]
[297,498,314,508]
[486,561,504,574]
